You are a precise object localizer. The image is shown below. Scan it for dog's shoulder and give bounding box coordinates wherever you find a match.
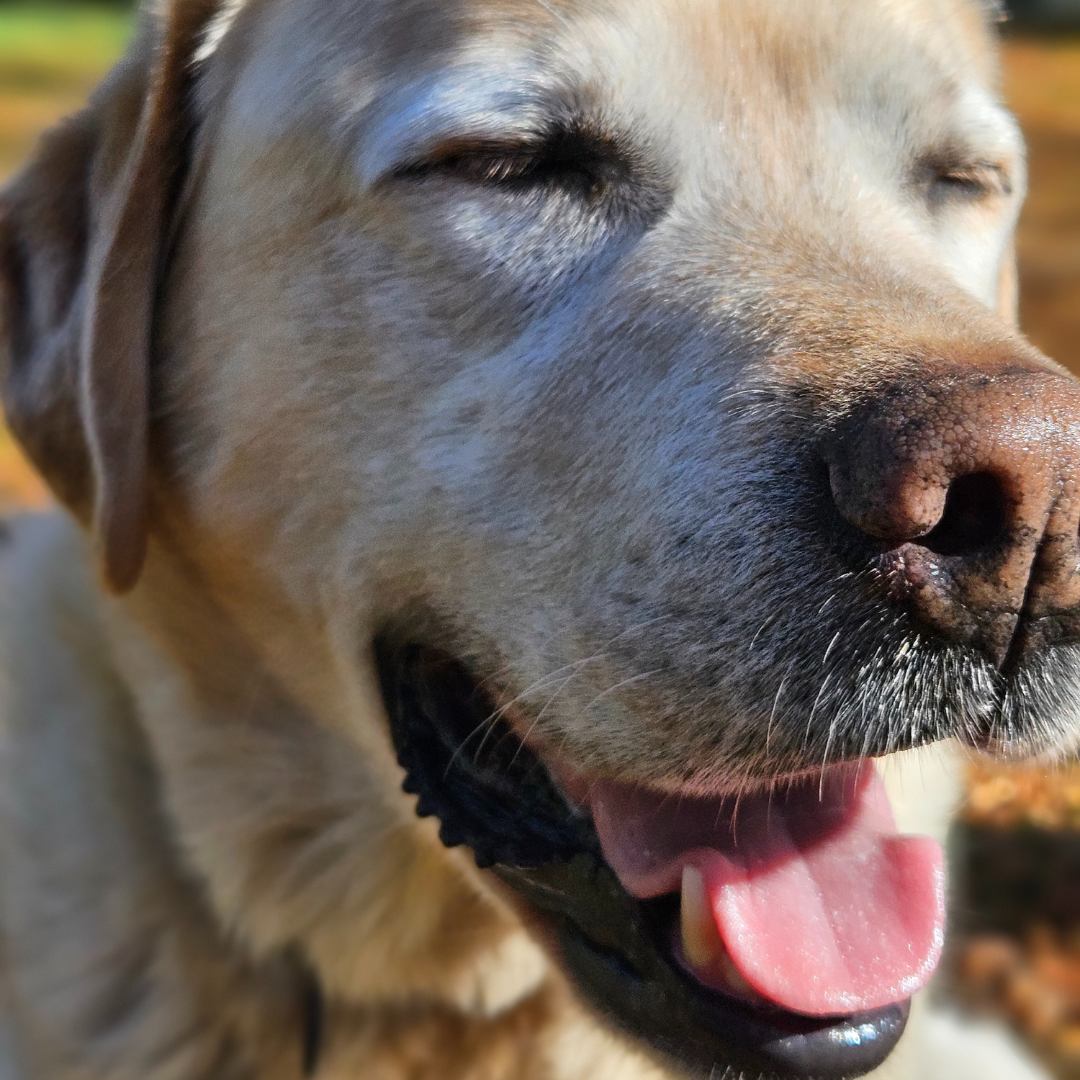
[0,513,146,1076]
[0,509,141,905]
[0,509,101,640]
[0,513,309,1079]
[0,511,124,734]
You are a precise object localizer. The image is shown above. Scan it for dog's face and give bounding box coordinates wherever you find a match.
[169,0,1041,775]
[5,0,1080,1078]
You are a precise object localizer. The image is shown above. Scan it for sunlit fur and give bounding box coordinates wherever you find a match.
[0,0,1067,1078]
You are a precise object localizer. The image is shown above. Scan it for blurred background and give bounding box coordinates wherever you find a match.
[2,1,1080,1075]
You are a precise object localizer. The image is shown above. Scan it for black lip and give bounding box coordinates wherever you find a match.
[375,636,910,1080]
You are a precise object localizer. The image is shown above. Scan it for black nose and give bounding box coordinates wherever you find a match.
[827,365,1080,668]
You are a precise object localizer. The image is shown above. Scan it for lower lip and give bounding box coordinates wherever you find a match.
[632,894,913,1079]
[507,872,913,1080]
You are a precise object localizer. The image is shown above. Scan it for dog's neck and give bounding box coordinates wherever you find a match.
[92,537,667,1077]
[0,512,664,1078]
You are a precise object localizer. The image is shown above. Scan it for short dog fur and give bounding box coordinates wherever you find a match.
[0,0,1067,1077]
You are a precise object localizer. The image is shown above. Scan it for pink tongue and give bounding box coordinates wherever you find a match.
[587,763,944,1016]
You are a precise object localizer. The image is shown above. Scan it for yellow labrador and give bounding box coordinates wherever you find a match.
[0,0,1069,1077]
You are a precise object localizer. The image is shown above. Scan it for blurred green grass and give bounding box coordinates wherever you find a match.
[0,3,133,83]
[0,2,133,180]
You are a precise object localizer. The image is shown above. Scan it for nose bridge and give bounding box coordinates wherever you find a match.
[676,188,971,364]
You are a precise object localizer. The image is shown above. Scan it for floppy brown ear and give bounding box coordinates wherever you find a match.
[0,0,218,593]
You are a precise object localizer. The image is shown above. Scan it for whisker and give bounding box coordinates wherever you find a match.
[581,669,664,712]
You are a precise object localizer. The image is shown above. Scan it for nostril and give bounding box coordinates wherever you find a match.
[921,472,1008,557]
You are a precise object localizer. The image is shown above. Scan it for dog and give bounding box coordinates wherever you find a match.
[0,0,1074,1077]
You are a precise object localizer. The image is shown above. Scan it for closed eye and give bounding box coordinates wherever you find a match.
[395,127,632,201]
[922,159,1012,207]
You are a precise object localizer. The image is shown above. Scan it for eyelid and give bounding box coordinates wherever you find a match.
[355,67,564,186]
[937,162,1011,194]
[917,156,1013,204]
[398,136,546,172]
[393,122,621,180]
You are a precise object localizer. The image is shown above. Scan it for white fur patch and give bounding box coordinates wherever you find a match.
[194,0,248,64]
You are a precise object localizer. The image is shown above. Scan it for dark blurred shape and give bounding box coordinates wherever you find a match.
[1008,0,1080,28]
[956,824,1080,934]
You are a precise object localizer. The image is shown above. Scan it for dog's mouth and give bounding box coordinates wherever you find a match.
[376,637,945,1080]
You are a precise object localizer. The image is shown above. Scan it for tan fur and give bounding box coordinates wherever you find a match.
[0,0,1054,1077]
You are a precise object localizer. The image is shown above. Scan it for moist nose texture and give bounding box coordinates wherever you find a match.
[826,364,1080,669]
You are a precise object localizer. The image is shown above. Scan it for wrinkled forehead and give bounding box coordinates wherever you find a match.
[209,0,1009,179]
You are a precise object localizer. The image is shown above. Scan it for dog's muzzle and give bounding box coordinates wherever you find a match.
[375,636,910,1080]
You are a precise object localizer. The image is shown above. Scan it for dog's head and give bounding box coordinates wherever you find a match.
[2,1,1078,1077]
